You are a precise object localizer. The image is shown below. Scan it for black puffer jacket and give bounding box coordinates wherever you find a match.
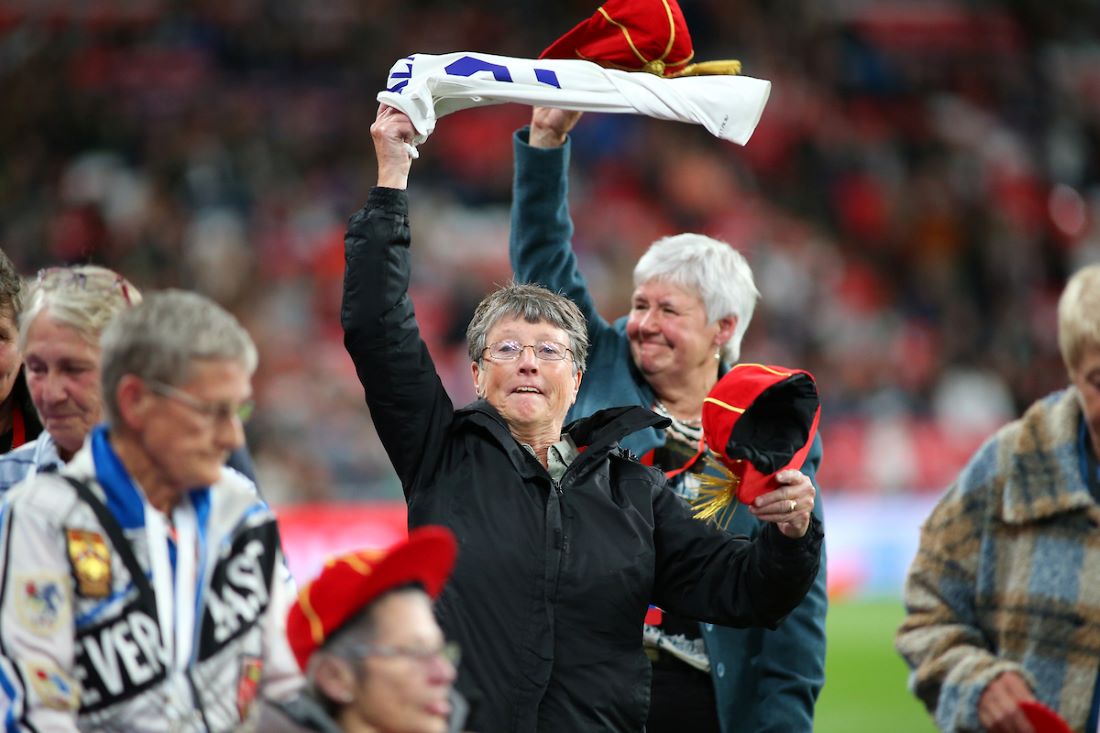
[341,188,823,733]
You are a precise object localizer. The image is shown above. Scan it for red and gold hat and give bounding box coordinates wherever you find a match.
[693,364,820,523]
[539,0,742,78]
[286,526,457,671]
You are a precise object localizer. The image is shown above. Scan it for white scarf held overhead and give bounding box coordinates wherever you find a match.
[377,52,772,146]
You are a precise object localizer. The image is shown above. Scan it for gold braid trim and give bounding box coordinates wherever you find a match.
[702,395,745,413]
[587,0,696,77]
[669,60,743,77]
[297,586,327,645]
[575,0,742,78]
[576,50,695,76]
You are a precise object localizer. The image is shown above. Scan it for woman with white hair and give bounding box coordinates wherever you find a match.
[509,108,828,733]
[0,264,256,493]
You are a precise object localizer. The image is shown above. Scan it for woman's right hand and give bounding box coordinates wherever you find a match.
[978,672,1036,733]
[370,103,418,189]
[747,470,816,539]
[529,106,583,148]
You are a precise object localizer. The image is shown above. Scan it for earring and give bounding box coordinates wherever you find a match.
[714,350,721,361]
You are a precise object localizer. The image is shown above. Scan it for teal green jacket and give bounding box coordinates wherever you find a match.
[510,128,827,732]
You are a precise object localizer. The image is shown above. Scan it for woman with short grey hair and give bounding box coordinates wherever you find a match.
[340,104,822,733]
[100,289,258,428]
[465,281,589,374]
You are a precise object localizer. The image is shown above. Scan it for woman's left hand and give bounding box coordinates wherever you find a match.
[748,470,815,539]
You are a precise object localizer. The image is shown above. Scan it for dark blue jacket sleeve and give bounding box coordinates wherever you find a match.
[707,433,827,733]
[510,128,611,340]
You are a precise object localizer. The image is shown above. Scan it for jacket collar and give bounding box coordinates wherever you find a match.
[1001,388,1095,525]
[456,400,670,476]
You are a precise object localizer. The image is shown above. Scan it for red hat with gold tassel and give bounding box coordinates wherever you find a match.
[539,0,743,78]
[693,364,821,525]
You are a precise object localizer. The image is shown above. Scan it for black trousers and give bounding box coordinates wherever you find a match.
[645,657,721,733]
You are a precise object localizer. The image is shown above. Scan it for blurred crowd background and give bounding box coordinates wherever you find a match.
[2,0,1098,504]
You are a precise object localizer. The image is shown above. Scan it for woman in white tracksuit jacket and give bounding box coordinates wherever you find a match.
[0,290,302,731]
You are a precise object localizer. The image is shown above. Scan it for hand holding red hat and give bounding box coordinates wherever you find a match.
[1019,701,1073,733]
[691,364,820,529]
[746,470,815,539]
[978,672,1042,732]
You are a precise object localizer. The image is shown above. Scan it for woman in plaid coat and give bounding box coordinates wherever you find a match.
[897,264,1100,733]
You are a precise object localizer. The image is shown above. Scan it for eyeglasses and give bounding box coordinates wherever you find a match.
[347,641,461,667]
[147,380,256,425]
[35,267,135,305]
[483,340,572,362]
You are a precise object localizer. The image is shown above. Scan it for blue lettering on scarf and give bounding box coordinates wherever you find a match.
[444,56,560,89]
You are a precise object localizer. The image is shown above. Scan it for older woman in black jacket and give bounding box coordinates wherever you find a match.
[340,104,823,733]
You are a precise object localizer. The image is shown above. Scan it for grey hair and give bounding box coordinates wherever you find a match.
[1058,264,1100,374]
[306,585,424,712]
[100,289,258,427]
[466,282,588,373]
[633,233,759,364]
[18,265,142,350]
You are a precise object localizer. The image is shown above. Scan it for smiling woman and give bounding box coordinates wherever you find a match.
[510,107,828,733]
[466,286,587,463]
[339,104,824,733]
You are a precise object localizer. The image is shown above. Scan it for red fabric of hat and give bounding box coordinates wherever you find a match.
[1019,701,1073,733]
[539,0,694,77]
[701,364,821,506]
[286,526,457,671]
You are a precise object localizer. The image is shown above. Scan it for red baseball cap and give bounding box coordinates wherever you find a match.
[697,364,820,517]
[286,526,457,671]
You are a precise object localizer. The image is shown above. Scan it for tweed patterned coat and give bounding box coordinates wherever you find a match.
[897,388,1100,732]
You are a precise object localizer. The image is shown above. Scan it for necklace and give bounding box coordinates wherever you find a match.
[652,399,703,429]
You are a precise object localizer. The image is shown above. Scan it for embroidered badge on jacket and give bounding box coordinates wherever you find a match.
[26,660,80,710]
[16,575,69,636]
[236,656,264,720]
[66,528,112,598]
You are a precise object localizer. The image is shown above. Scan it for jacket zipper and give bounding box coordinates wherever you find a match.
[552,479,570,554]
